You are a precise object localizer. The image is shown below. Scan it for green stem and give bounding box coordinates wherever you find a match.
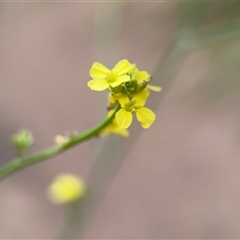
[0,105,120,181]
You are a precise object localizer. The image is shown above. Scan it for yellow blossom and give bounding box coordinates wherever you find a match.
[87,59,133,91]
[47,173,86,205]
[115,89,156,129]
[87,59,160,132]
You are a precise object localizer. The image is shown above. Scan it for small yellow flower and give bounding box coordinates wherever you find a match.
[87,59,160,132]
[47,173,86,205]
[100,110,129,137]
[115,89,156,129]
[87,59,133,91]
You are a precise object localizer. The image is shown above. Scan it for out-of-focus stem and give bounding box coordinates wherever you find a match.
[0,105,120,181]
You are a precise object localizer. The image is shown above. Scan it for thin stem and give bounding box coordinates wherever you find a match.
[0,105,120,181]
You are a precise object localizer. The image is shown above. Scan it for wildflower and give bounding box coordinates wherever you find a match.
[99,110,129,137]
[87,59,161,132]
[47,173,86,205]
[87,59,133,91]
[115,89,156,129]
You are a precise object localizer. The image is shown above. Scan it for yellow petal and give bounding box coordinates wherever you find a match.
[134,88,149,106]
[90,62,110,78]
[136,107,156,128]
[137,70,151,81]
[99,121,130,138]
[147,84,162,92]
[87,79,109,91]
[108,94,115,105]
[112,127,130,137]
[110,75,130,87]
[128,64,138,76]
[99,124,114,137]
[116,109,133,129]
[112,94,129,107]
[112,59,133,75]
[98,129,111,138]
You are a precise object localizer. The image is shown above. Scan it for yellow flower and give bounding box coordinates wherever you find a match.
[47,173,86,205]
[115,89,156,129]
[99,110,129,137]
[87,59,160,131]
[87,59,133,91]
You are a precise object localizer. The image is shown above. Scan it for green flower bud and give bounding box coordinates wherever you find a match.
[124,80,138,94]
[136,79,149,92]
[11,129,34,156]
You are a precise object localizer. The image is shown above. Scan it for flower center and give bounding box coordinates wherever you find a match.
[107,72,117,83]
[125,100,138,112]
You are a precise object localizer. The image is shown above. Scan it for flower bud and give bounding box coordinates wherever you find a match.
[11,129,34,156]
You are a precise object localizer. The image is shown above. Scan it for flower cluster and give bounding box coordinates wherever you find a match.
[87,59,161,134]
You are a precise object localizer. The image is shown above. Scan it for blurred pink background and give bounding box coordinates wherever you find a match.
[1,1,240,239]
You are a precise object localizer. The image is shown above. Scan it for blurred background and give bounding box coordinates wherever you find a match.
[1,1,240,239]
